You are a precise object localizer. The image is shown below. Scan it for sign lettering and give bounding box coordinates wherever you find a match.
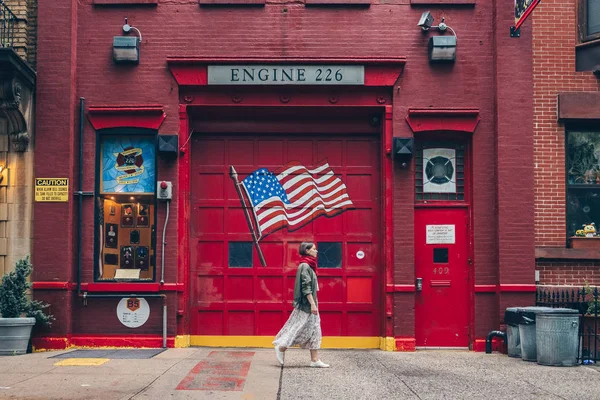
[35,178,69,202]
[426,225,456,244]
[208,65,364,85]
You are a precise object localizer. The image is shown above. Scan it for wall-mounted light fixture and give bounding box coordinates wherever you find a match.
[417,11,457,63]
[113,18,142,64]
[393,137,414,168]
[0,165,9,186]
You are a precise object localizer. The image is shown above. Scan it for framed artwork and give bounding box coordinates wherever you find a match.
[121,204,135,228]
[100,136,156,194]
[109,205,116,216]
[120,246,134,269]
[105,223,118,248]
[137,204,149,227]
[130,229,140,244]
[104,253,118,265]
[136,246,149,270]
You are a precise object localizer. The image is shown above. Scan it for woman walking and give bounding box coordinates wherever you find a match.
[273,242,330,368]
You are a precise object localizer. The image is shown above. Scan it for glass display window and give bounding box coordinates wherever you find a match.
[95,131,157,282]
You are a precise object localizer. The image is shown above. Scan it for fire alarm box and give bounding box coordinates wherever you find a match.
[157,181,172,200]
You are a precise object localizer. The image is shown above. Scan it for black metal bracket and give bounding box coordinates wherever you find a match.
[510,26,520,38]
[73,191,94,197]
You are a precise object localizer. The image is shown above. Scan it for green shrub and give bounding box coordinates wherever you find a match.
[0,257,53,326]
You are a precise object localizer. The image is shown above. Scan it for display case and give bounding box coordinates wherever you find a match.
[95,131,157,281]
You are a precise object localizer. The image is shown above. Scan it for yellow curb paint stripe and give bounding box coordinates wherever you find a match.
[54,358,110,366]
[189,336,381,349]
[175,335,191,348]
[380,337,396,351]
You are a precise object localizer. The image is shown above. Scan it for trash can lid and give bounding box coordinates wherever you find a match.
[516,306,557,324]
[504,307,523,326]
[538,307,579,316]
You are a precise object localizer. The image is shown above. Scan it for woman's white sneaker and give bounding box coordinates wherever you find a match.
[274,346,284,365]
[309,360,330,368]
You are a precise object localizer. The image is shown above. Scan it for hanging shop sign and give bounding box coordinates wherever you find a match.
[35,178,69,202]
[100,136,156,194]
[426,225,456,244]
[117,297,150,328]
[207,65,365,85]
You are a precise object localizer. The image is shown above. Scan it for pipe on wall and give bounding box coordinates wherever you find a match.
[161,199,170,284]
[77,97,84,296]
[485,330,506,354]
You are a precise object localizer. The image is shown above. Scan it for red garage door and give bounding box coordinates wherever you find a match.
[190,133,381,337]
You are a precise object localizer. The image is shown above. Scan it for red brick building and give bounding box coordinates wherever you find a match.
[532,0,600,287]
[31,0,536,351]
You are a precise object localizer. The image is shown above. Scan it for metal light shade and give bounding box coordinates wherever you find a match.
[428,36,457,62]
[113,36,139,64]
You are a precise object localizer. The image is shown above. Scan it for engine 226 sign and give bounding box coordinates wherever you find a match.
[208,65,365,85]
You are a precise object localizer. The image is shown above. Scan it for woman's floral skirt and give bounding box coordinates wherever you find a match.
[273,308,322,350]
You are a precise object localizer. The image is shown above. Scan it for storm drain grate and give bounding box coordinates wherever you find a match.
[50,348,166,359]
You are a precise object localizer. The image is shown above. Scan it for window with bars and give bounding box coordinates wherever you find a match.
[415,141,465,201]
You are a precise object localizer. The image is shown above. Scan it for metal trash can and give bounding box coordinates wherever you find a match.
[536,309,580,367]
[517,306,556,361]
[504,307,522,358]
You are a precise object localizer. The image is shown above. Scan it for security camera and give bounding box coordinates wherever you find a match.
[417,11,434,31]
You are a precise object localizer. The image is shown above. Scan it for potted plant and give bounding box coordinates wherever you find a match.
[0,257,53,355]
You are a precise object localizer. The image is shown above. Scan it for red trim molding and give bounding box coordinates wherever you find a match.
[32,281,71,290]
[32,281,184,292]
[473,338,506,353]
[199,0,264,4]
[93,0,157,4]
[474,284,537,293]
[167,57,406,87]
[500,284,537,292]
[405,108,480,134]
[32,335,176,351]
[386,284,416,293]
[87,105,166,130]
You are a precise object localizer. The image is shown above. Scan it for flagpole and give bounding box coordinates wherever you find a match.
[229,166,267,267]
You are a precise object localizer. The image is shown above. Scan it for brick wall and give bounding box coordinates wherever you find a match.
[532,0,599,247]
[537,262,600,286]
[532,0,600,286]
[4,0,37,69]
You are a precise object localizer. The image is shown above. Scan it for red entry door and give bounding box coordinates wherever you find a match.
[415,208,470,347]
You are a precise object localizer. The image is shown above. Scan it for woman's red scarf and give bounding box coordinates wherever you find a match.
[300,255,317,271]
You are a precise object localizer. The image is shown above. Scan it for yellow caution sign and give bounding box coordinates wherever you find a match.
[35,178,69,202]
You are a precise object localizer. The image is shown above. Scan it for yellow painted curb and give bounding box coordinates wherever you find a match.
[54,358,110,366]
[379,337,396,351]
[175,335,191,348]
[189,336,381,349]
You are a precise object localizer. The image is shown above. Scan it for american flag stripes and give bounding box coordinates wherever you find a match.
[239,161,353,238]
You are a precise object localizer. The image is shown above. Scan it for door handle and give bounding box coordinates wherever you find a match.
[416,277,423,292]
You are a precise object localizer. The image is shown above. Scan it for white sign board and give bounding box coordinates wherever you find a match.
[208,65,365,85]
[117,297,150,328]
[426,225,456,244]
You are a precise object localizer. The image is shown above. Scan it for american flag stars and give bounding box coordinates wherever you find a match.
[243,168,290,205]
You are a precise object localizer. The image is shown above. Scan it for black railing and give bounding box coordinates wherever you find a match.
[536,286,600,364]
[0,0,16,48]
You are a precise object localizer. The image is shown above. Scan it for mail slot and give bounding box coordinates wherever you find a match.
[430,280,451,287]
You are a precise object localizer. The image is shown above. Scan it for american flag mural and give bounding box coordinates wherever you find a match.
[239,160,353,239]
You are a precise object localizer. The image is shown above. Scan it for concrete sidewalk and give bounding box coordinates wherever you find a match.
[1,348,599,400]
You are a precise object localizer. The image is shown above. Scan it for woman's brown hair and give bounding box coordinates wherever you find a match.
[299,242,315,256]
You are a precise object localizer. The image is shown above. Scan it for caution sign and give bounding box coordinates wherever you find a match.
[35,178,69,202]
